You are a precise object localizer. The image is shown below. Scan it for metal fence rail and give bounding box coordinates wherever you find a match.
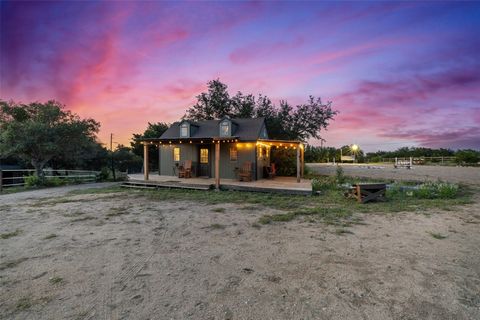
[0,169,99,191]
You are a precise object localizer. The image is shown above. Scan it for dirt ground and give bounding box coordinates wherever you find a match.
[1,179,480,320]
[307,163,480,186]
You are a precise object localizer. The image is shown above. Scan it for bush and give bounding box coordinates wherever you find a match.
[415,181,459,199]
[24,175,41,187]
[96,167,110,181]
[335,166,346,184]
[312,176,336,192]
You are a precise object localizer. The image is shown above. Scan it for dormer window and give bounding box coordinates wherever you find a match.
[220,121,230,137]
[180,123,189,137]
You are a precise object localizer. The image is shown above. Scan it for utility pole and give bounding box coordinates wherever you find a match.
[110,133,116,181]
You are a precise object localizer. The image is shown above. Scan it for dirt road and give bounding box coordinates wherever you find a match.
[1,183,479,319]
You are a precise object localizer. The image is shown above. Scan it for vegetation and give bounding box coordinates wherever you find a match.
[0,229,22,239]
[427,231,448,240]
[67,178,470,228]
[184,79,338,141]
[0,100,100,178]
[130,122,169,172]
[305,145,479,165]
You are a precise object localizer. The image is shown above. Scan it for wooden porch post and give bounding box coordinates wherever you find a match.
[296,144,301,183]
[143,143,149,181]
[300,144,304,178]
[158,144,161,175]
[215,142,220,190]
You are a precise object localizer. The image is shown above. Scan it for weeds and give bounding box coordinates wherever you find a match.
[49,276,64,284]
[16,297,33,310]
[43,234,57,240]
[0,229,22,239]
[106,207,129,217]
[335,228,354,235]
[208,223,226,230]
[0,258,28,271]
[428,231,448,239]
[212,208,226,213]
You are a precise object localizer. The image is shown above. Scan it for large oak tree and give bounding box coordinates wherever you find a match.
[0,100,100,177]
[184,79,338,141]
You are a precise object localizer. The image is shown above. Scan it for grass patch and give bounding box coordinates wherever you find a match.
[16,296,33,311]
[0,229,22,239]
[212,207,226,213]
[49,276,64,284]
[82,181,473,227]
[208,223,226,230]
[0,258,28,271]
[335,228,354,235]
[71,216,96,222]
[67,186,123,196]
[427,231,448,239]
[106,207,130,217]
[43,233,57,240]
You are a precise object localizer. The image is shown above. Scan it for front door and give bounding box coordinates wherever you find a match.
[198,146,211,177]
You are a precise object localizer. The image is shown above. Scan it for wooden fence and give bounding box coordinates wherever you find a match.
[0,169,99,191]
[373,156,457,165]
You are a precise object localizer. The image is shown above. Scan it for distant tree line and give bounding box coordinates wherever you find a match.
[304,145,479,165]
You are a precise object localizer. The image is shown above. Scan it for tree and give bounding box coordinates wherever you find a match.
[130,122,169,171]
[113,145,143,172]
[0,100,100,178]
[183,79,338,142]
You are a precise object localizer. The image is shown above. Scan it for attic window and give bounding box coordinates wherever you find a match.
[220,121,230,136]
[180,124,188,137]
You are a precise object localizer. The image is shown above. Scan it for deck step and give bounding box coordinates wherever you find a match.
[121,181,211,191]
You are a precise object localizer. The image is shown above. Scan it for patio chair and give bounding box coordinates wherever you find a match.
[238,161,252,182]
[266,163,276,179]
[178,160,192,178]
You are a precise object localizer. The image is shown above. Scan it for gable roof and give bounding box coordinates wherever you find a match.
[160,117,266,141]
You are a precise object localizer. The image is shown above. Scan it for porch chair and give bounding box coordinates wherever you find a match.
[266,163,276,179]
[178,160,192,178]
[238,161,253,182]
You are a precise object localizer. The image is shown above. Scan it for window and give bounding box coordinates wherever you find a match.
[173,147,180,162]
[200,148,209,164]
[180,124,188,137]
[229,147,238,161]
[220,122,229,136]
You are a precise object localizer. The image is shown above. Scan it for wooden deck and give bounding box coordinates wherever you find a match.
[125,174,312,195]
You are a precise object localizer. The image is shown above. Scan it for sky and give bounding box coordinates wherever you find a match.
[1,1,479,152]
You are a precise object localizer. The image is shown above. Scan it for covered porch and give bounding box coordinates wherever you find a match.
[140,138,306,189]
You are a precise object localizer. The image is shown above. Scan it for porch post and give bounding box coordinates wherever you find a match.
[158,144,161,175]
[296,144,301,183]
[300,144,304,178]
[215,142,220,190]
[143,143,149,181]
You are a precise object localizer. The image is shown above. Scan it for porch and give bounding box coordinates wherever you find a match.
[126,174,312,195]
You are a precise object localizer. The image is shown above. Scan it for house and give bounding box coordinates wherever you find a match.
[140,117,305,188]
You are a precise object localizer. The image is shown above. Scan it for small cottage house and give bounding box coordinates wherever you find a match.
[140,117,304,187]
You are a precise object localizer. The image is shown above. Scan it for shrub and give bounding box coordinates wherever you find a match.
[312,176,336,192]
[96,167,110,181]
[414,181,459,199]
[24,175,41,187]
[44,177,65,187]
[335,166,346,184]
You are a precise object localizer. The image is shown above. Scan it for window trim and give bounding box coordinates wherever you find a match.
[173,147,180,162]
[219,121,230,137]
[229,146,238,161]
[180,124,189,137]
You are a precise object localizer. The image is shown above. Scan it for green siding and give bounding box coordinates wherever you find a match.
[159,143,261,180]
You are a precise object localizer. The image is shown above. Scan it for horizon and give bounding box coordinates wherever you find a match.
[1,1,479,152]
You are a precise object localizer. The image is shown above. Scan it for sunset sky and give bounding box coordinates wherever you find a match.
[1,1,479,151]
